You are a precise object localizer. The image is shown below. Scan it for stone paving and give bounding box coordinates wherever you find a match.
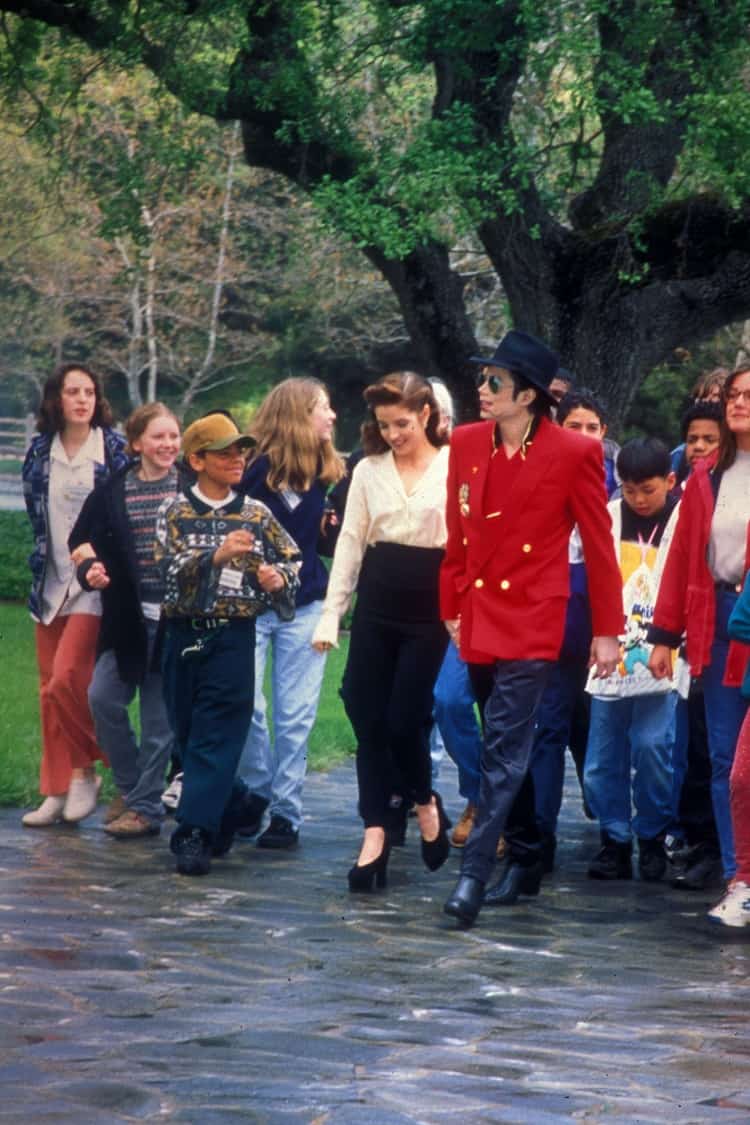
[1,761,749,1123]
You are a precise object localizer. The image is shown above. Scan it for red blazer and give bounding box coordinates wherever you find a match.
[440,417,623,662]
[650,453,750,685]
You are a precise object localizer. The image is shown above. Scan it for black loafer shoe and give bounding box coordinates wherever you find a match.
[171,826,212,876]
[484,860,543,906]
[234,792,271,839]
[444,875,485,927]
[257,814,299,849]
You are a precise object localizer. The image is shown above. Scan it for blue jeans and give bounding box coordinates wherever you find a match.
[162,618,255,837]
[584,692,677,843]
[702,589,749,879]
[238,601,327,831]
[530,659,589,836]
[433,642,482,804]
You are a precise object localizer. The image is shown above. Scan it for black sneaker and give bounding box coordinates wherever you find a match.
[214,789,270,854]
[587,834,633,880]
[171,826,212,876]
[638,836,667,882]
[234,792,270,839]
[257,814,299,849]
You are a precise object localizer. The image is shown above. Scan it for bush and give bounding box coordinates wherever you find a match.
[0,511,31,601]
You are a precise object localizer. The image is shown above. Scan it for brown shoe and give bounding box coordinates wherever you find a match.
[104,810,161,838]
[450,802,476,848]
[103,795,128,824]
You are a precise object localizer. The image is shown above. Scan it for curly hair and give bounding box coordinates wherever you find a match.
[360,372,448,455]
[248,378,345,491]
[36,362,113,435]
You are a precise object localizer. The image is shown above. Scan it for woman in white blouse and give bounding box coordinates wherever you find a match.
[21,364,129,827]
[313,372,451,891]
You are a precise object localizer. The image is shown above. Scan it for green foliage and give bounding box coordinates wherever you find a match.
[0,511,32,601]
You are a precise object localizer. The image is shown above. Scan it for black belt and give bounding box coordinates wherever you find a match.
[715,581,742,595]
[170,616,231,630]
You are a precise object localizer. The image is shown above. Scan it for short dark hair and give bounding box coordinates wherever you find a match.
[556,388,608,427]
[617,436,672,483]
[507,371,553,419]
[680,400,722,441]
[36,362,113,434]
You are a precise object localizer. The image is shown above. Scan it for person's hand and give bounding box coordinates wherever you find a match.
[312,639,332,653]
[257,563,284,593]
[85,561,110,589]
[589,635,620,678]
[648,644,673,680]
[444,617,460,648]
[213,530,256,567]
[70,542,96,566]
[320,508,339,535]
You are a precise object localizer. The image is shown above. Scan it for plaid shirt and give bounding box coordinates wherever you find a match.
[22,427,130,621]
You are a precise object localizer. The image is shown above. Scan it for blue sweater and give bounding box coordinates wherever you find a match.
[241,454,329,608]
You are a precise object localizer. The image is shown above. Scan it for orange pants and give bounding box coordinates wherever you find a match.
[35,614,104,795]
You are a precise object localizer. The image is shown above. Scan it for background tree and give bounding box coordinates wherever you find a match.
[1,0,750,426]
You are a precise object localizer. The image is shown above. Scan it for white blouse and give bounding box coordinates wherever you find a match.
[41,428,104,624]
[709,450,750,584]
[312,446,449,647]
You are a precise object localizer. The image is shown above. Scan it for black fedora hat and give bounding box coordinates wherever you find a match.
[471,330,559,403]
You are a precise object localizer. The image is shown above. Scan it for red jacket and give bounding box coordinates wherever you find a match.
[650,453,750,685]
[440,416,623,662]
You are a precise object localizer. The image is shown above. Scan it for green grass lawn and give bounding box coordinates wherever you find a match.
[0,600,354,808]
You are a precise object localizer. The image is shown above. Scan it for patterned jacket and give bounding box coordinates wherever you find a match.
[22,426,130,621]
[155,487,301,620]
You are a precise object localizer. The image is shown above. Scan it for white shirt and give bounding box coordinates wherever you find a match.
[312,446,449,647]
[709,450,750,583]
[41,428,104,624]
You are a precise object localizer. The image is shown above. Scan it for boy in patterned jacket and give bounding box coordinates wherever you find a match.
[155,413,301,876]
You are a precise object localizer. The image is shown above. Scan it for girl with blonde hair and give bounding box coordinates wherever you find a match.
[237,377,345,848]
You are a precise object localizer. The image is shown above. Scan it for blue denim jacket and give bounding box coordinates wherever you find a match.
[22,426,130,621]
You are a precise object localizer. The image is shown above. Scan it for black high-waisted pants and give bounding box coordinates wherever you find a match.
[341,543,448,828]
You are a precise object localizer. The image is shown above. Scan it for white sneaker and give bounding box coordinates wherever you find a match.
[162,772,183,812]
[22,795,66,827]
[708,880,750,928]
[63,774,102,822]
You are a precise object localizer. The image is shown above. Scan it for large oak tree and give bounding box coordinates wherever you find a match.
[1,0,750,420]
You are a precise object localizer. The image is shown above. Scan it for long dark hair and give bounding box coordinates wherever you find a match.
[716,364,750,473]
[36,362,113,435]
[360,372,448,455]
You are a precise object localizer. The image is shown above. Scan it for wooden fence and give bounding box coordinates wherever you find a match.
[0,415,34,461]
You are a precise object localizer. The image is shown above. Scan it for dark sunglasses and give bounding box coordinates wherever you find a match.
[474,369,506,394]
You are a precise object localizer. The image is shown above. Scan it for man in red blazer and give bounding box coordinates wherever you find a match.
[442,331,623,926]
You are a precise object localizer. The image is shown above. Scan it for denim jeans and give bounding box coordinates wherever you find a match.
[530,658,589,836]
[88,618,173,824]
[238,601,327,830]
[433,642,482,804]
[702,589,749,879]
[162,617,255,837]
[584,692,677,843]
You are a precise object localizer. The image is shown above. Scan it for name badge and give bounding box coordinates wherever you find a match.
[218,567,243,591]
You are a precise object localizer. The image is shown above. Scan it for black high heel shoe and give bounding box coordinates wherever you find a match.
[347,843,391,892]
[420,792,451,872]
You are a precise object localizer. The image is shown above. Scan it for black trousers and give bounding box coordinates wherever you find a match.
[340,543,448,829]
[462,659,552,882]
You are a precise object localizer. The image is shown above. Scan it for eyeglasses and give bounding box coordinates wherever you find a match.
[726,388,750,404]
[474,370,508,394]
